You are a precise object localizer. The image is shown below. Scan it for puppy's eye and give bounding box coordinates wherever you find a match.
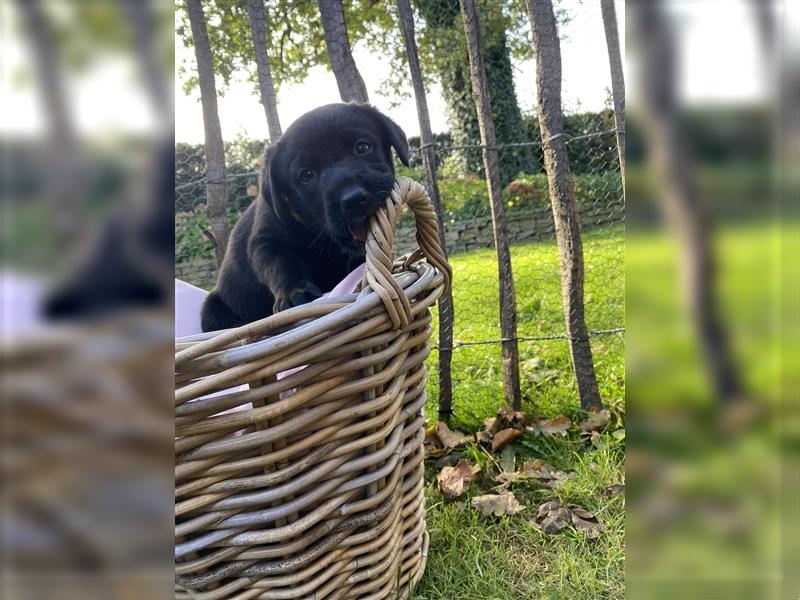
[354,141,372,155]
[297,168,314,184]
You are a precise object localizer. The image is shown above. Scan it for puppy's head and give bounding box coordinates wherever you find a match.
[263,103,409,250]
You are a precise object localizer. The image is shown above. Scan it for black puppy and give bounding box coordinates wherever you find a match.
[200,103,409,332]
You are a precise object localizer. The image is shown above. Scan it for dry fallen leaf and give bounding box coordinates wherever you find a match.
[436,422,471,449]
[521,459,552,480]
[589,431,602,448]
[472,492,525,517]
[528,416,572,437]
[497,407,528,430]
[424,423,446,458]
[491,427,521,452]
[579,408,611,433]
[601,484,625,498]
[531,500,606,537]
[546,470,575,489]
[437,458,481,499]
[533,499,570,533]
[484,417,500,433]
[519,460,575,488]
[424,446,448,459]
[495,470,527,489]
[475,418,498,444]
[569,504,606,538]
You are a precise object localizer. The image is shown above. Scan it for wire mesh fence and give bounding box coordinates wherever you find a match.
[174,0,625,422]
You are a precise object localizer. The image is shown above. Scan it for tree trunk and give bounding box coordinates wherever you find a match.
[317,0,369,104]
[632,1,743,404]
[15,0,84,247]
[121,0,171,117]
[527,0,602,411]
[459,0,521,410]
[186,0,229,266]
[749,0,775,59]
[600,0,625,182]
[397,0,456,419]
[247,0,283,142]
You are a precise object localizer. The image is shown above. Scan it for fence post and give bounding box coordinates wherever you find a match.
[396,0,455,420]
[527,0,602,411]
[459,0,522,410]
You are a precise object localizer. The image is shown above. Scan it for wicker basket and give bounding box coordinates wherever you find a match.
[175,177,451,599]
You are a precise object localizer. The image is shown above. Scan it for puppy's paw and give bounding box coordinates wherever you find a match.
[273,283,323,313]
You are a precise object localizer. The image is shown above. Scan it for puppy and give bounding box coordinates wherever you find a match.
[200,103,409,332]
[44,138,174,320]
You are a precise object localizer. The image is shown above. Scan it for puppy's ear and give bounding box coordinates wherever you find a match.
[377,112,409,167]
[259,144,292,223]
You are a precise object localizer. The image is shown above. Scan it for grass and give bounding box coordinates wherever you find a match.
[412,224,626,599]
[424,224,625,429]
[623,220,790,598]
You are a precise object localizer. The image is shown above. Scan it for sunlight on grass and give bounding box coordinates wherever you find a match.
[425,225,624,429]
[414,226,625,599]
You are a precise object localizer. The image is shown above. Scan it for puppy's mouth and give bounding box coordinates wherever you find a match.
[348,221,370,242]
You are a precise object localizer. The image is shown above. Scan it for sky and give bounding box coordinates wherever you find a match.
[173,1,629,143]
[0,1,771,142]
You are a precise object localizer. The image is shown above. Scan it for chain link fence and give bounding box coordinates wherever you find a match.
[175,0,624,423]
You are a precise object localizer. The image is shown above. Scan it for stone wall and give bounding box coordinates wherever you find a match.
[175,203,623,290]
[393,202,623,256]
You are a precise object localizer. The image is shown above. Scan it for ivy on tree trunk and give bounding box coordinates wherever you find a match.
[415,0,530,185]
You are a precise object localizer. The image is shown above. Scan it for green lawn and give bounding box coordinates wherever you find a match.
[425,224,625,428]
[414,219,793,599]
[623,220,790,599]
[414,225,626,599]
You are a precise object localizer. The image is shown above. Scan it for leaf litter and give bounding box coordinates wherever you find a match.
[531,499,607,537]
[472,492,525,517]
[491,428,522,451]
[437,458,481,499]
[435,421,472,449]
[527,415,572,437]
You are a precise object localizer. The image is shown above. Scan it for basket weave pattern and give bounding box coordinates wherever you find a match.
[175,178,451,599]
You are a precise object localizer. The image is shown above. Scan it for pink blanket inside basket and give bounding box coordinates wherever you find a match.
[176,264,365,415]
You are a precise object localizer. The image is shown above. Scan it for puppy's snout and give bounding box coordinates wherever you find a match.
[340,187,368,217]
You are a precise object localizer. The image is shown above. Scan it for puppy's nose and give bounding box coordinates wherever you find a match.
[340,187,368,216]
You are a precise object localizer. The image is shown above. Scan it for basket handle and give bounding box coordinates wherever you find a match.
[363,176,452,329]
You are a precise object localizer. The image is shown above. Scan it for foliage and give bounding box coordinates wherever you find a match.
[27,1,172,74]
[411,0,533,183]
[435,171,622,220]
[522,109,620,174]
[175,136,265,211]
[176,0,396,98]
[175,0,552,185]
[175,203,243,265]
